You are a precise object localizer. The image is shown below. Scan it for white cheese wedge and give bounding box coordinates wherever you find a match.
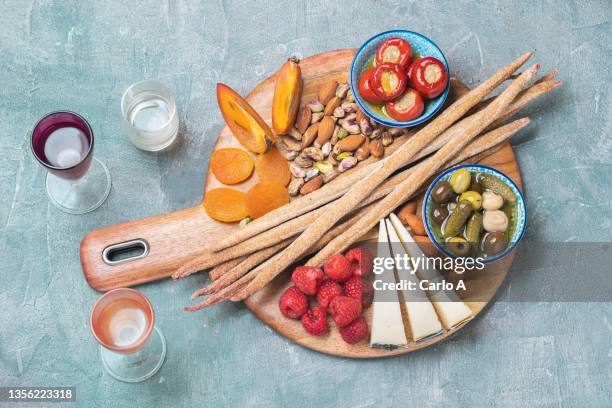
[385,219,443,342]
[389,214,474,330]
[369,219,408,350]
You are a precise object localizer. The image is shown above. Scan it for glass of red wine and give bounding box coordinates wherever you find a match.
[90,288,166,382]
[30,111,111,214]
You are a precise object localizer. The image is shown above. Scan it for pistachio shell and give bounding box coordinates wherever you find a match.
[338,156,358,172]
[314,161,334,174]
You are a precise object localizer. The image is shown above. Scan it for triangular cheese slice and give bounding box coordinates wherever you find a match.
[385,219,443,342]
[389,213,474,330]
[369,220,408,349]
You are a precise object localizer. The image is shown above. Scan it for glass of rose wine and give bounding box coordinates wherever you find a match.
[30,111,111,214]
[90,288,166,383]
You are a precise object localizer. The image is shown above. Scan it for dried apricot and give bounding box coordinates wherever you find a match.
[210,148,254,185]
[255,147,291,186]
[245,182,290,219]
[203,188,249,223]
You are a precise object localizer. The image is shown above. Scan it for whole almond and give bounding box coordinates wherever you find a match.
[302,122,319,148]
[355,139,370,161]
[319,81,337,105]
[296,106,311,134]
[370,139,384,158]
[300,174,323,195]
[335,134,365,153]
[315,116,335,147]
[323,96,342,116]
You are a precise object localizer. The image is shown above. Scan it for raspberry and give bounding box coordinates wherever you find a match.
[345,246,374,277]
[278,286,308,319]
[339,316,369,344]
[329,296,362,327]
[301,305,329,336]
[316,279,343,308]
[291,266,324,295]
[323,253,352,282]
[343,276,374,307]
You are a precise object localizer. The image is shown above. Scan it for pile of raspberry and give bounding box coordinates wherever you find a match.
[278,246,374,344]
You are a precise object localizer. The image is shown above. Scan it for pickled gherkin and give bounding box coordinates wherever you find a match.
[443,200,472,238]
[477,173,516,203]
[465,212,483,244]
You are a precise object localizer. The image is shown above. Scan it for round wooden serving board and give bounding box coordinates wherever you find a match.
[80,49,521,358]
[207,49,522,358]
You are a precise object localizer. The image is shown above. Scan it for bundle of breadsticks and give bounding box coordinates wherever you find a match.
[175,52,560,312]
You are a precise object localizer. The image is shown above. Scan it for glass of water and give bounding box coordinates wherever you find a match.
[121,80,179,151]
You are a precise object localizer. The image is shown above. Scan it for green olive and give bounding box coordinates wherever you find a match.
[447,237,470,256]
[449,168,472,194]
[432,206,449,225]
[431,181,454,204]
[482,232,507,255]
[459,191,483,210]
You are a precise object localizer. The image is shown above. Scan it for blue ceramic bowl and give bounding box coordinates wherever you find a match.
[349,30,450,128]
[423,164,527,264]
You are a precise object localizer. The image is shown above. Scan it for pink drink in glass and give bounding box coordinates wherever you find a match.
[90,288,166,382]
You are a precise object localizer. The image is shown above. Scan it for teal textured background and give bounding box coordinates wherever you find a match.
[1,1,610,407]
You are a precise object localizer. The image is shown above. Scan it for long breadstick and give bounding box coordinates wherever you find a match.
[487,79,560,130]
[232,61,538,300]
[176,74,556,280]
[186,205,370,310]
[192,202,370,300]
[192,239,292,298]
[196,120,528,309]
[299,66,539,270]
[211,52,532,253]
[209,256,246,281]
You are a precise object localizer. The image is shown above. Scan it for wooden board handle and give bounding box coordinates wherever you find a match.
[80,205,221,291]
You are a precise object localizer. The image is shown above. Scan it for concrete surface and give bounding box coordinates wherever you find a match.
[0,0,610,407]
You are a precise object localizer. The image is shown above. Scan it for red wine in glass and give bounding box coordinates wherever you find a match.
[30,111,111,214]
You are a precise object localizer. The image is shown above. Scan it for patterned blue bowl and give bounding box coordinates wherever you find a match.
[350,30,450,128]
[423,164,527,264]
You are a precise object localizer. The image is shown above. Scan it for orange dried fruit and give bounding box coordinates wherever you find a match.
[217,83,275,154]
[245,182,290,219]
[254,147,291,186]
[210,148,254,185]
[203,188,249,223]
[272,57,302,135]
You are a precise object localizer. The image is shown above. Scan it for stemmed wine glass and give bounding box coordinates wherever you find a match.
[90,288,166,383]
[30,111,111,214]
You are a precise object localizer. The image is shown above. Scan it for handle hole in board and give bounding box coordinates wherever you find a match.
[102,239,149,265]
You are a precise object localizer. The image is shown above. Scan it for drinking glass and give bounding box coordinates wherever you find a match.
[90,288,166,383]
[121,80,179,151]
[30,111,111,214]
